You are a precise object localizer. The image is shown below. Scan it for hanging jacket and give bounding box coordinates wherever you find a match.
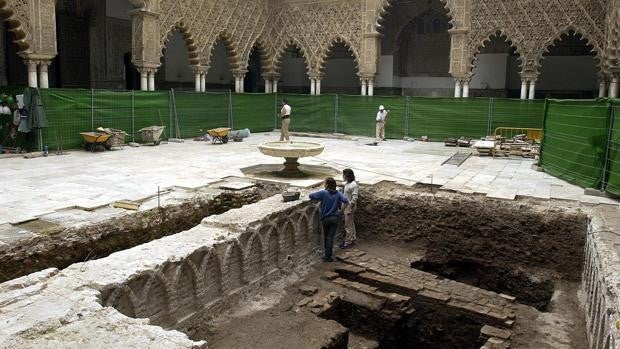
[23,87,48,129]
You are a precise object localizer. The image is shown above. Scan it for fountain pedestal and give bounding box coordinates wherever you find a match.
[282,157,303,177]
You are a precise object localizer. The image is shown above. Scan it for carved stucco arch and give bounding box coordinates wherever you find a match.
[468,30,524,73]
[273,38,312,77]
[159,21,200,66]
[202,30,243,74]
[604,10,619,73]
[128,0,158,12]
[535,25,603,75]
[375,0,459,32]
[0,0,32,53]
[317,36,361,77]
[242,36,273,76]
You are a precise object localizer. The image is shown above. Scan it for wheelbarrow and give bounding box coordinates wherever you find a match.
[207,127,231,144]
[80,132,111,152]
[139,126,165,145]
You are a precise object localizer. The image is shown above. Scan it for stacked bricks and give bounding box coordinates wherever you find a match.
[332,249,516,348]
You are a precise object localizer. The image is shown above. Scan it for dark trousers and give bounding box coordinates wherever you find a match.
[321,215,339,260]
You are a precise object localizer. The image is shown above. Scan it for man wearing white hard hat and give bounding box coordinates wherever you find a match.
[375,105,389,141]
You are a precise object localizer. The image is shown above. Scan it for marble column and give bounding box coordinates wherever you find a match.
[520,80,528,100]
[454,79,462,98]
[38,61,50,89]
[272,79,278,93]
[462,80,469,98]
[609,75,619,98]
[598,81,607,98]
[265,79,272,93]
[361,79,368,96]
[139,69,148,91]
[310,78,316,95]
[194,72,201,92]
[200,73,206,92]
[26,60,38,88]
[147,69,155,91]
[315,79,321,95]
[528,80,536,100]
[235,77,241,93]
[367,79,374,96]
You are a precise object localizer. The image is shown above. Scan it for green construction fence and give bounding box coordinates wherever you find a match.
[604,101,620,196]
[539,99,613,190]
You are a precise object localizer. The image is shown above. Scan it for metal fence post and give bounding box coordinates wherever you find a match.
[334,94,338,133]
[91,88,94,131]
[168,89,174,138]
[274,91,278,130]
[228,90,233,129]
[131,89,135,142]
[487,97,494,136]
[602,104,616,191]
[405,96,410,138]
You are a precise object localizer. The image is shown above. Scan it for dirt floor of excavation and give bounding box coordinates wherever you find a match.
[188,242,588,349]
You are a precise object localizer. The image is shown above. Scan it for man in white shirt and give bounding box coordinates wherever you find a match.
[280,98,291,141]
[375,105,389,141]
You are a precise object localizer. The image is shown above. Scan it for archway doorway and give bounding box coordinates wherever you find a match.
[378,0,452,96]
[470,33,521,98]
[538,30,598,99]
[244,47,263,93]
[277,44,309,94]
[205,39,235,91]
[321,42,358,94]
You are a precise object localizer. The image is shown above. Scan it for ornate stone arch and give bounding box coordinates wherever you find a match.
[318,36,361,76]
[202,30,242,74]
[273,38,312,76]
[535,25,603,74]
[468,29,524,73]
[128,0,158,12]
[0,0,33,53]
[375,0,459,32]
[159,20,200,66]
[243,36,273,76]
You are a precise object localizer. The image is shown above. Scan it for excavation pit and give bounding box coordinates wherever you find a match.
[0,183,615,349]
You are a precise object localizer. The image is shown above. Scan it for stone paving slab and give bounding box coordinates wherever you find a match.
[0,133,616,225]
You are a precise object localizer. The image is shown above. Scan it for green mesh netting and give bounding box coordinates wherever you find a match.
[278,93,336,133]
[38,89,170,150]
[540,99,611,189]
[337,95,407,138]
[172,91,229,138]
[408,97,489,141]
[490,99,545,131]
[605,101,620,196]
[231,93,276,132]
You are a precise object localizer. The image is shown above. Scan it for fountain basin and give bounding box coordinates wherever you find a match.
[258,141,325,177]
[258,141,324,158]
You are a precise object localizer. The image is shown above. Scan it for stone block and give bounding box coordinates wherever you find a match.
[297,297,313,307]
[417,289,451,303]
[334,264,366,276]
[481,325,511,340]
[299,285,318,296]
[499,293,516,302]
[323,271,339,280]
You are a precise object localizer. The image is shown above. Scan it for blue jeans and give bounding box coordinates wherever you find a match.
[322,215,339,260]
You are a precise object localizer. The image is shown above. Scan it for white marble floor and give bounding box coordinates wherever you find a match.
[0,133,617,225]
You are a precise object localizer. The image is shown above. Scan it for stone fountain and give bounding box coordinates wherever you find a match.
[258,141,325,177]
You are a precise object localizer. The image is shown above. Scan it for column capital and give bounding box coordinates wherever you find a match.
[129,9,159,18]
[192,65,209,74]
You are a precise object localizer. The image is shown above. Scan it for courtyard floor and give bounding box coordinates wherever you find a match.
[0,132,617,228]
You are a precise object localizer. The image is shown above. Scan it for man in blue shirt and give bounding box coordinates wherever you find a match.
[309,177,349,262]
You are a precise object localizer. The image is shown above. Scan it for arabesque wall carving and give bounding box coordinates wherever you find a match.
[3,0,619,84]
